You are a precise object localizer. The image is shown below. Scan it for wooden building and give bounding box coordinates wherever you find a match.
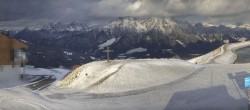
[0,33,28,66]
[0,33,28,81]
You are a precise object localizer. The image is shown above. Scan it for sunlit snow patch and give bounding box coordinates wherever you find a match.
[98,38,116,50]
[126,47,147,54]
[63,51,73,56]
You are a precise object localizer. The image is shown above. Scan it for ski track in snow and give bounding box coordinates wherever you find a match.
[87,63,125,89]
[15,99,50,110]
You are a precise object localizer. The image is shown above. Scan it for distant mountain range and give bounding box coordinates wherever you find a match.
[11,17,250,68]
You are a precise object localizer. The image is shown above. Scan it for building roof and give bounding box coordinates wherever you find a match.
[0,33,28,49]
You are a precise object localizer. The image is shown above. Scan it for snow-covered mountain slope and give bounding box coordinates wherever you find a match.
[15,22,91,45]
[226,23,250,30]
[14,16,250,68]
[104,17,177,33]
[201,22,218,27]
[26,22,90,32]
[239,24,250,30]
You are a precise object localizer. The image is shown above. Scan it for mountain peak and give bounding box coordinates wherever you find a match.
[226,23,250,30]
[201,22,218,27]
[105,16,178,33]
[26,22,89,32]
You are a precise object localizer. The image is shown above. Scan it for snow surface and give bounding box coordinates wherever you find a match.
[125,47,147,54]
[189,41,250,64]
[0,66,69,90]
[202,22,218,27]
[20,39,28,43]
[27,22,88,32]
[58,59,197,93]
[214,41,250,64]
[176,40,186,47]
[1,41,250,109]
[24,67,70,81]
[226,23,250,30]
[63,51,73,56]
[98,38,116,50]
[1,59,249,109]
[90,56,96,60]
[80,56,85,59]
[104,17,177,33]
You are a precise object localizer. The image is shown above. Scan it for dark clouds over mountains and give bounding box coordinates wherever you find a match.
[0,0,250,28]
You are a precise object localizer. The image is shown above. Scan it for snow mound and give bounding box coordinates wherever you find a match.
[58,59,197,93]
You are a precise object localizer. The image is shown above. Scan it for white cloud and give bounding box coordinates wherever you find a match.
[127,0,142,11]
[91,0,250,23]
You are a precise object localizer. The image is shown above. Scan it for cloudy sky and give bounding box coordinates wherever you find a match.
[0,0,250,30]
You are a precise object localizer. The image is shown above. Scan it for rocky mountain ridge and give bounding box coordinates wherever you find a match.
[12,17,250,68]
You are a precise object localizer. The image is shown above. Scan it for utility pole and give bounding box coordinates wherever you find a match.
[103,47,113,62]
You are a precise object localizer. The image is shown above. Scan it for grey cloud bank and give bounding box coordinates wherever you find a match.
[0,0,250,29]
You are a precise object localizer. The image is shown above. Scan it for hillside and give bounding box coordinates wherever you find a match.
[0,41,250,109]
[13,17,250,68]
